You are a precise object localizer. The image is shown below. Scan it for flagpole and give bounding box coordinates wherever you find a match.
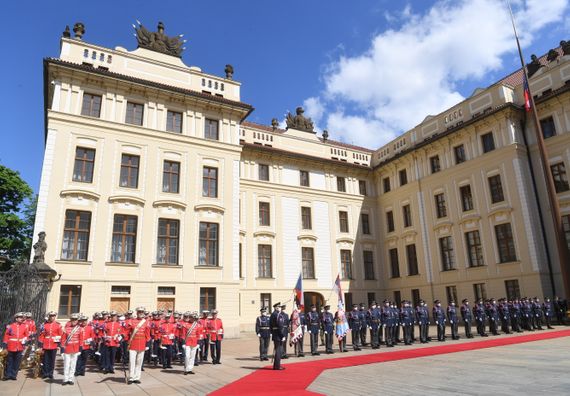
[505,0,570,299]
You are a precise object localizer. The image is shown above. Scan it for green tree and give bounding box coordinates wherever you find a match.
[0,164,34,265]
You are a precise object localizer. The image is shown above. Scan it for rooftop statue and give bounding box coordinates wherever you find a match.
[286,107,315,132]
[546,49,559,63]
[526,54,544,78]
[561,40,570,56]
[134,21,186,58]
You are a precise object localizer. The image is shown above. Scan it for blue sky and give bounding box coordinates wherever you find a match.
[1,0,568,193]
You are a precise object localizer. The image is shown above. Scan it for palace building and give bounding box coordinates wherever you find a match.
[33,23,570,335]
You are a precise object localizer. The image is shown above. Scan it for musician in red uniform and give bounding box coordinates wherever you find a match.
[179,312,203,374]
[24,312,37,341]
[198,310,209,363]
[207,309,224,364]
[103,311,123,374]
[38,311,63,379]
[61,313,83,385]
[158,313,176,369]
[148,311,161,366]
[1,312,30,380]
[126,307,151,384]
[75,315,94,376]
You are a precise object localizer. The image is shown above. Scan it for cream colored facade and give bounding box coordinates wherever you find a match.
[34,31,570,335]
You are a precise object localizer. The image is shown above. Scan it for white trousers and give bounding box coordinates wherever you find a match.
[63,352,79,382]
[183,345,198,372]
[129,350,145,381]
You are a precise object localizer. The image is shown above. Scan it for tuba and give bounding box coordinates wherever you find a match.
[0,348,8,381]
[20,343,32,369]
[32,348,43,378]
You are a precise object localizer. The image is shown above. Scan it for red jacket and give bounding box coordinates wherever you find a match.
[38,321,63,350]
[62,324,83,354]
[127,318,151,351]
[198,318,209,338]
[158,322,177,345]
[179,321,203,347]
[25,319,37,336]
[207,318,224,341]
[3,322,30,352]
[80,324,95,348]
[104,321,124,347]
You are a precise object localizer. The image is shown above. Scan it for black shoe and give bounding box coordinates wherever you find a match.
[109,370,115,374]
[69,381,74,385]
[189,371,195,374]
[297,354,304,357]
[274,367,285,370]
[281,355,288,359]
[167,365,173,368]
[128,380,134,384]
[134,380,141,384]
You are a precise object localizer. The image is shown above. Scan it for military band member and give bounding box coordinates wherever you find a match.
[498,299,511,334]
[62,313,82,385]
[158,312,176,369]
[416,300,429,343]
[103,311,123,374]
[280,305,290,359]
[255,308,271,360]
[321,305,334,354]
[368,301,381,349]
[543,297,555,329]
[24,312,37,342]
[208,310,223,364]
[358,303,368,346]
[180,312,202,375]
[38,311,62,379]
[473,299,488,337]
[447,301,459,340]
[460,299,473,338]
[306,305,321,355]
[270,302,286,370]
[432,300,446,341]
[126,307,151,384]
[75,315,93,376]
[348,304,362,351]
[1,312,29,381]
[198,310,209,362]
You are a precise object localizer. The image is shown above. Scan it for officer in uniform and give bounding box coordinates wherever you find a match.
[543,297,555,329]
[321,305,334,354]
[255,308,271,360]
[306,305,321,355]
[432,300,446,341]
[473,299,488,337]
[280,305,290,359]
[400,301,414,345]
[1,312,30,381]
[447,301,459,340]
[38,311,62,379]
[358,303,368,346]
[269,302,286,370]
[498,298,512,334]
[460,299,473,338]
[368,301,381,349]
[381,300,394,347]
[348,304,362,350]
[416,300,429,343]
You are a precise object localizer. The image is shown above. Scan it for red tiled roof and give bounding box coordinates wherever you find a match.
[241,121,373,153]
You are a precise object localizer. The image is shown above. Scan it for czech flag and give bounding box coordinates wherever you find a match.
[293,272,304,311]
[523,76,531,112]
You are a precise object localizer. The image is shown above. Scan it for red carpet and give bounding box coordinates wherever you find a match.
[210,329,570,396]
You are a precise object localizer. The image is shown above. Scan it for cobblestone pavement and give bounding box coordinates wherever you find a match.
[1,327,567,395]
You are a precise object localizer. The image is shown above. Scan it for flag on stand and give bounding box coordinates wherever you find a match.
[523,76,531,112]
[290,273,304,345]
[332,274,343,309]
[293,272,304,311]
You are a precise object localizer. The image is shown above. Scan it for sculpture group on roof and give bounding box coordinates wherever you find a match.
[134,21,186,58]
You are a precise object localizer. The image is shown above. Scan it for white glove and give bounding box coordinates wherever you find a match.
[145,347,150,351]
[324,331,328,334]
[281,337,285,342]
[308,330,311,334]
[86,338,93,343]
[53,336,61,343]
[257,334,261,338]
[450,320,453,324]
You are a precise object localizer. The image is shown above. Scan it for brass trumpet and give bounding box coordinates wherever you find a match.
[0,348,8,381]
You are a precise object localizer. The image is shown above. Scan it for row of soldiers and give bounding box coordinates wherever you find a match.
[258,296,565,367]
[1,307,224,384]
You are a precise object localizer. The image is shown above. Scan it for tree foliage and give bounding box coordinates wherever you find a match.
[0,164,34,264]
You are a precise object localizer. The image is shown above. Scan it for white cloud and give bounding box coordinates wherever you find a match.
[303,97,325,127]
[315,0,568,149]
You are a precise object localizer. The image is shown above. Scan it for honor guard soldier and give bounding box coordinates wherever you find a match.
[358,303,368,346]
[509,299,522,333]
[334,305,349,352]
[270,303,286,370]
[498,299,512,334]
[307,305,321,355]
[460,299,473,338]
[255,308,271,360]
[280,305,290,359]
[381,300,394,347]
[392,302,401,343]
[126,307,151,384]
[447,301,459,340]
[180,312,202,375]
[432,300,446,341]
[75,315,93,376]
[208,310,224,364]
[198,310,210,362]
[61,313,83,385]
[38,311,62,379]
[554,296,566,325]
[543,298,555,329]
[521,298,533,330]
[368,301,381,349]
[532,298,544,330]
[486,298,500,335]
[158,313,176,369]
[400,301,414,345]
[103,311,123,374]
[290,304,305,357]
[348,304,362,350]
[1,312,30,381]
[473,299,488,337]
[321,305,334,353]
[415,300,429,343]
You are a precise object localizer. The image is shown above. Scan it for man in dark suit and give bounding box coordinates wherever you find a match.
[269,302,286,370]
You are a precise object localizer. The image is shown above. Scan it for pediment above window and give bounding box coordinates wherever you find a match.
[60,189,101,201]
[108,195,146,207]
[194,203,225,214]
[153,199,187,210]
